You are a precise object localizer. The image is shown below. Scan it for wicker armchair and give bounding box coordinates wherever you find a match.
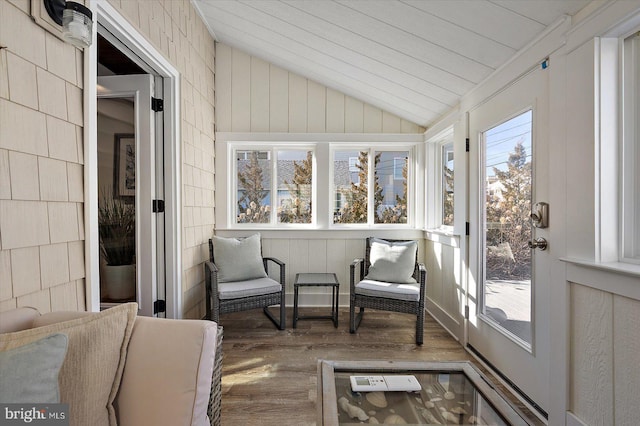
[349,237,427,345]
[205,238,286,329]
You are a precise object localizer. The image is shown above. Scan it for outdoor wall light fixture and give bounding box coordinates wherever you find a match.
[43,0,93,48]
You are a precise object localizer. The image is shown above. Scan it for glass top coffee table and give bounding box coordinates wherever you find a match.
[317,360,532,425]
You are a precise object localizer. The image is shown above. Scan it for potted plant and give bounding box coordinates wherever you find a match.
[98,192,136,300]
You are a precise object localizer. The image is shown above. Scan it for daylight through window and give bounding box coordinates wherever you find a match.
[236,149,314,225]
[230,142,415,228]
[333,149,409,225]
[442,142,454,227]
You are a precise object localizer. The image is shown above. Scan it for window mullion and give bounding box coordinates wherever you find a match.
[368,149,374,225]
[272,147,278,226]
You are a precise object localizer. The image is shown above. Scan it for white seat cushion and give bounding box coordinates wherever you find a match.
[218,277,282,300]
[355,279,420,302]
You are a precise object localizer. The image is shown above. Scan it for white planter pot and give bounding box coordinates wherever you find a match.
[100,264,136,301]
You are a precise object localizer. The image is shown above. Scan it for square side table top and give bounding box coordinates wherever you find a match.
[295,273,339,285]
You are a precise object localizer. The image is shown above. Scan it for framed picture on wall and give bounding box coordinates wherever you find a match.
[114,134,135,199]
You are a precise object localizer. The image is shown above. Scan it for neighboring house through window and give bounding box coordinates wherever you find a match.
[236,149,313,225]
[333,149,410,225]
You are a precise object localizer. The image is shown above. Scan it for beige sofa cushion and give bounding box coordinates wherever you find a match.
[0,303,137,426]
[115,317,218,426]
[0,306,40,333]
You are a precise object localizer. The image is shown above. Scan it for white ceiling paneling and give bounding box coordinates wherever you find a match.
[402,0,545,50]
[489,0,592,25]
[282,0,491,84]
[205,1,457,110]
[198,5,441,124]
[246,1,467,100]
[335,0,516,68]
[194,0,592,128]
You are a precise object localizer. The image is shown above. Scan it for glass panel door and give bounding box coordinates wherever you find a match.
[483,111,533,345]
[467,65,550,414]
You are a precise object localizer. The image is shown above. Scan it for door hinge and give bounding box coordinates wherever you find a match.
[464,305,469,320]
[153,299,166,314]
[465,138,470,152]
[152,199,165,213]
[151,97,164,112]
[465,222,470,236]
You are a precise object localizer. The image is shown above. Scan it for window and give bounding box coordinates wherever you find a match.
[375,151,408,224]
[237,151,269,160]
[333,150,367,224]
[348,157,359,172]
[333,149,410,225]
[277,150,313,224]
[235,148,314,225]
[236,150,272,224]
[442,142,454,227]
[622,31,640,262]
[393,157,405,180]
[223,137,420,229]
[426,127,454,229]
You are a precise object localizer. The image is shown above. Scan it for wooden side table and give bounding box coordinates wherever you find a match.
[293,273,340,328]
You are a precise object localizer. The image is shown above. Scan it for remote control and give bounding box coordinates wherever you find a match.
[350,375,422,392]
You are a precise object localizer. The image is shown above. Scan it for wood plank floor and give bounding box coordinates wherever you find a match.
[219,307,543,425]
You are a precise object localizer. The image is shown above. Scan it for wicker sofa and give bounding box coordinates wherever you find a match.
[0,305,222,426]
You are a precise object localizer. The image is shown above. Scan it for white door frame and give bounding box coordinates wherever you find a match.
[85,0,182,318]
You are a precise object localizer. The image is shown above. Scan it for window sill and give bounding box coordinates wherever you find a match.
[423,229,461,248]
[560,257,640,300]
[214,228,425,240]
[560,258,640,277]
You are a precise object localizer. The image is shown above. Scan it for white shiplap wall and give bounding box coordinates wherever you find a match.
[570,284,640,426]
[562,22,640,425]
[214,43,426,304]
[424,238,464,340]
[215,43,425,134]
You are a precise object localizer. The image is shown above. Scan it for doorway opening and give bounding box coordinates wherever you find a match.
[88,1,181,318]
[97,31,165,316]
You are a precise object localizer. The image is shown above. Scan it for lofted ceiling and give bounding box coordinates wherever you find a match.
[193,0,592,128]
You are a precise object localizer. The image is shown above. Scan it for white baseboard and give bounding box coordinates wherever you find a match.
[566,411,587,426]
[465,349,549,425]
[425,306,460,342]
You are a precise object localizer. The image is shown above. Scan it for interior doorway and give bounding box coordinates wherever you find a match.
[87,0,182,318]
[97,32,165,317]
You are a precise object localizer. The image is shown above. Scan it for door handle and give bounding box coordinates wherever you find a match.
[528,237,548,251]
